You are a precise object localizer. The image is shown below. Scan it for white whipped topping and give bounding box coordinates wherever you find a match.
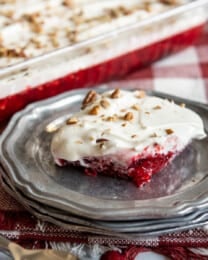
[51,89,206,162]
[0,0,184,68]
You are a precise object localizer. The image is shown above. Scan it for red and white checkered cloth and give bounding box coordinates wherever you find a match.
[0,28,208,260]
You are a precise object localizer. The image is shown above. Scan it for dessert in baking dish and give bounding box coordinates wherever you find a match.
[51,89,205,187]
[0,0,207,122]
[0,0,190,66]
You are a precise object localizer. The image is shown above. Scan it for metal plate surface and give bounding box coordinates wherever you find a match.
[1,171,208,237]
[1,87,208,220]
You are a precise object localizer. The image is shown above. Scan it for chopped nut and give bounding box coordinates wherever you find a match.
[62,0,73,7]
[101,128,111,136]
[135,90,146,98]
[120,109,126,112]
[88,105,100,115]
[118,5,132,15]
[100,99,110,108]
[131,134,137,138]
[31,38,43,49]
[160,0,178,5]
[0,47,26,58]
[75,140,83,144]
[165,128,174,135]
[144,2,152,12]
[32,23,43,33]
[51,37,59,48]
[85,47,92,54]
[23,12,43,33]
[66,117,78,125]
[180,103,186,108]
[1,10,14,18]
[150,133,157,138]
[71,13,84,25]
[107,8,121,19]
[145,111,150,115]
[121,123,127,127]
[123,112,133,121]
[105,115,118,122]
[82,90,97,108]
[66,29,77,43]
[110,88,120,99]
[96,138,109,143]
[99,143,105,149]
[132,104,140,111]
[153,105,162,110]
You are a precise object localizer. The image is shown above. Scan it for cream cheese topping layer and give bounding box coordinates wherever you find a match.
[0,0,185,68]
[51,89,206,162]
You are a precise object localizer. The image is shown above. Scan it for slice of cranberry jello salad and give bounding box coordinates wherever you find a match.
[51,89,205,187]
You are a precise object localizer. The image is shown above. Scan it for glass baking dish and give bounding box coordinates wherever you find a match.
[0,0,207,123]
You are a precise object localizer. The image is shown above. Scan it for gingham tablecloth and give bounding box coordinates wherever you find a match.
[0,29,208,260]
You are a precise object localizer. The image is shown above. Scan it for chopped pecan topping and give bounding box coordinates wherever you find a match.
[82,90,97,108]
[131,134,137,138]
[1,10,14,18]
[99,143,105,149]
[85,47,92,54]
[144,2,152,12]
[160,0,178,5]
[105,115,118,122]
[180,103,186,108]
[88,105,100,115]
[66,29,77,43]
[120,109,126,112]
[96,138,109,143]
[132,104,140,111]
[71,13,84,25]
[165,128,174,135]
[100,99,110,108]
[123,112,134,121]
[135,90,146,98]
[62,0,72,7]
[150,133,157,138]
[51,37,59,48]
[110,88,120,99]
[153,105,161,110]
[0,47,26,58]
[101,128,111,136]
[123,112,133,121]
[30,38,43,49]
[66,117,78,125]
[75,140,83,144]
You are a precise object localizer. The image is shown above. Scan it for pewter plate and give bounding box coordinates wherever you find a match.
[1,87,208,220]
[1,170,208,236]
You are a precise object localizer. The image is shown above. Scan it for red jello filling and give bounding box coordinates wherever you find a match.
[56,151,175,187]
[0,24,204,123]
[128,152,174,187]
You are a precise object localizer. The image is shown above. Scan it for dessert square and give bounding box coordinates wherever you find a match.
[51,89,205,187]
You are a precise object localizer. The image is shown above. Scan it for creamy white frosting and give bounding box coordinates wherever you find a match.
[0,0,185,67]
[51,89,206,162]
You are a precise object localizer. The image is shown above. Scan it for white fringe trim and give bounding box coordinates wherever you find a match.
[188,247,208,256]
